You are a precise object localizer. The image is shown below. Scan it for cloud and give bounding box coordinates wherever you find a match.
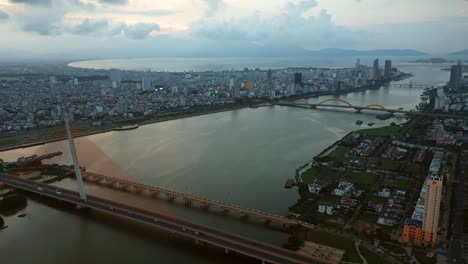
[202,0,224,16]
[19,10,64,35]
[192,1,360,49]
[97,0,128,5]
[9,0,51,6]
[0,10,9,20]
[68,19,110,35]
[285,0,317,15]
[123,23,160,39]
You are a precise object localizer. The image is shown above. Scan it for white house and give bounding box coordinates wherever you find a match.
[318,203,334,215]
[377,188,391,198]
[332,181,355,196]
[307,182,323,194]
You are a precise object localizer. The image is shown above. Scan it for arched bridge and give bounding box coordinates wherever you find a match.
[285,98,406,113]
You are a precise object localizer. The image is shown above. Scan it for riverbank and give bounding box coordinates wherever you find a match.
[0,104,260,152]
[0,71,413,152]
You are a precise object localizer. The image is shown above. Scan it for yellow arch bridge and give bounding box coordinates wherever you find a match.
[285,98,405,113]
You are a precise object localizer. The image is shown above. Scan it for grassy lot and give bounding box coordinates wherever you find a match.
[322,146,350,163]
[301,167,378,188]
[306,230,362,263]
[359,245,389,264]
[370,159,401,172]
[322,169,377,187]
[300,167,321,184]
[320,193,343,204]
[381,242,406,255]
[356,125,400,137]
[359,212,379,223]
[382,177,416,190]
[413,248,436,264]
[369,195,388,203]
[359,245,390,263]
[302,211,345,229]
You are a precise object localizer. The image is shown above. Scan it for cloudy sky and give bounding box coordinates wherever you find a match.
[0,0,467,59]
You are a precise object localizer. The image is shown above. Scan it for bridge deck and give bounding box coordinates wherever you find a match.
[0,173,326,264]
[81,171,315,230]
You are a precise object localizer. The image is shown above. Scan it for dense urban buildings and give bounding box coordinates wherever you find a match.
[0,59,403,134]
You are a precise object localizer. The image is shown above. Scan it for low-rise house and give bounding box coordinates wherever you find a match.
[377,188,391,198]
[317,202,334,215]
[308,182,323,194]
[367,201,383,213]
[332,181,354,196]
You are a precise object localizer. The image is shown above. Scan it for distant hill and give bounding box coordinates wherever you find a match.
[308,48,428,57]
[449,49,468,56]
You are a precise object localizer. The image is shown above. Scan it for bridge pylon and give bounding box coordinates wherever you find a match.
[65,117,87,200]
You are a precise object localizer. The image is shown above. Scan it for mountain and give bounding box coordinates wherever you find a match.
[309,48,428,56]
[449,49,468,56]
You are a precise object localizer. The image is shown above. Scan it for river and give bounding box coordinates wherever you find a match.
[0,59,450,264]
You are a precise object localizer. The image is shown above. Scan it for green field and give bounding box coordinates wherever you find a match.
[306,230,362,263]
[301,167,377,187]
[359,245,390,263]
[356,125,400,137]
[324,169,377,187]
[322,146,350,163]
[300,167,321,184]
[381,242,406,255]
[382,177,416,190]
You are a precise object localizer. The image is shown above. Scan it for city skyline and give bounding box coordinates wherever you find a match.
[0,0,467,59]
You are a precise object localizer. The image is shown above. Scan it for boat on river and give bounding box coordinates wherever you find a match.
[114,124,139,131]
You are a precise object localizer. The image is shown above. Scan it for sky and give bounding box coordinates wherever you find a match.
[0,0,467,59]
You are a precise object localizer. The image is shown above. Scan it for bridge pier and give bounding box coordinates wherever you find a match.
[264,218,271,225]
[222,208,230,215]
[184,198,192,207]
[201,202,210,210]
[167,194,176,202]
[241,213,250,220]
[141,188,152,196]
[225,248,229,254]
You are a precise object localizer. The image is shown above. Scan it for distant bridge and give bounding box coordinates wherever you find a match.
[385,82,437,89]
[277,98,468,119]
[278,98,406,114]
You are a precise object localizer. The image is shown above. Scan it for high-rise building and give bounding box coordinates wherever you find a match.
[294,72,302,85]
[50,76,57,85]
[449,63,463,91]
[288,84,296,96]
[384,60,392,79]
[142,77,152,91]
[372,59,380,80]
[110,69,122,84]
[422,175,443,246]
[355,58,360,70]
[232,86,240,99]
[229,78,234,90]
[116,100,128,115]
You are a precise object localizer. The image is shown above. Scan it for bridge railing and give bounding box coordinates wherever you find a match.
[82,171,315,229]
